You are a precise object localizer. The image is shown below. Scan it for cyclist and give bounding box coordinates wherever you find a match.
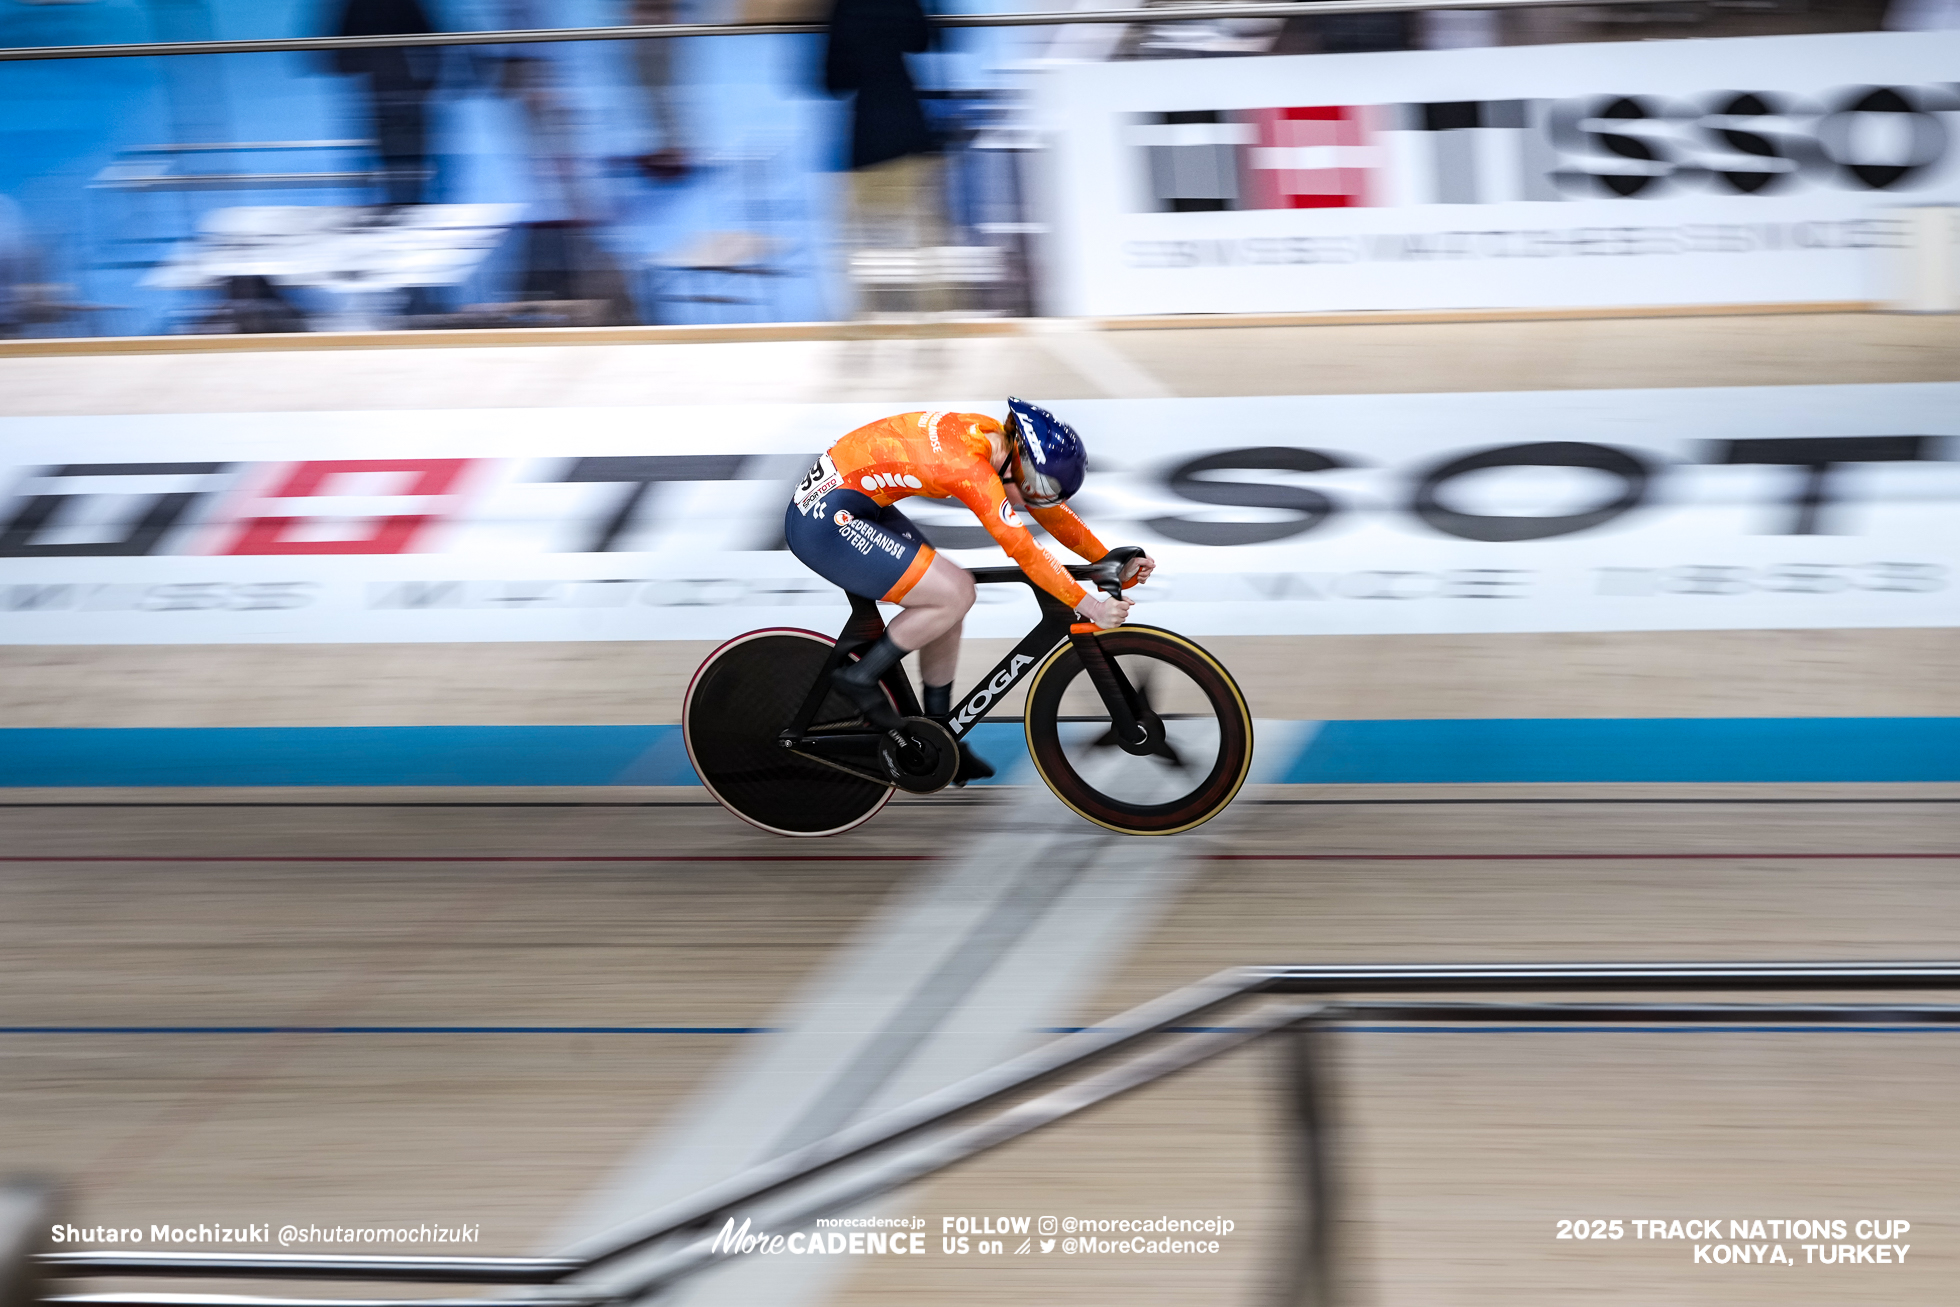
[785,398,1154,782]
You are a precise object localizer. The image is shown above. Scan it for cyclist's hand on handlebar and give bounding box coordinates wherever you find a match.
[1121,554,1156,589]
[1076,592,1133,630]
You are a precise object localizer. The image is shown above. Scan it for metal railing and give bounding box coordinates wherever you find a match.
[0,0,1688,63]
[30,962,1960,1307]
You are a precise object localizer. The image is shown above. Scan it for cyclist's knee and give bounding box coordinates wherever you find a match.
[945,562,976,610]
[911,555,974,615]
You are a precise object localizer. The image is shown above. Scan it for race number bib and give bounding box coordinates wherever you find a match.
[793,452,843,515]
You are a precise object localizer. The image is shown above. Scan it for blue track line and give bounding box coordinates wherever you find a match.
[4,717,1956,787]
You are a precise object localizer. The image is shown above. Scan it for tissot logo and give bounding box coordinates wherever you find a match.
[1131,83,1960,211]
[1134,106,1379,212]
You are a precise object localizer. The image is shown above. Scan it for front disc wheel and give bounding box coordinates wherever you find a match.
[1023,626,1252,835]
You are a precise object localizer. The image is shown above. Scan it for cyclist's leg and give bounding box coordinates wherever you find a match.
[898,560,992,783]
[784,497,991,780]
[871,501,972,660]
[784,493,969,722]
[870,508,977,752]
[882,548,1003,783]
[872,507,993,781]
[887,554,973,673]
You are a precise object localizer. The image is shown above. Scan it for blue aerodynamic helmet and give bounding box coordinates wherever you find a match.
[1004,397,1086,508]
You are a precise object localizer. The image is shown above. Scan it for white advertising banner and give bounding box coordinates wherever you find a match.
[0,384,1954,644]
[1031,31,1960,315]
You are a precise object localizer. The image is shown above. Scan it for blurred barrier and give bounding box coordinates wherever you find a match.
[1038,32,1960,315]
[2,1180,57,1307]
[1,388,1953,645]
[1888,206,1960,312]
[0,2,1900,338]
[0,0,1684,63]
[35,963,1960,1307]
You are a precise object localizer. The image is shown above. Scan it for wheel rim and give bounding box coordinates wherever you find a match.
[1026,629,1251,835]
[683,629,892,837]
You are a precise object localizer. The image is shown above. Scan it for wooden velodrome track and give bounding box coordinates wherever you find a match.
[3,309,1958,1307]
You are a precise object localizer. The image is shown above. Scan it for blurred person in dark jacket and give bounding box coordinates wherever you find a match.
[824,0,945,316]
[629,0,693,182]
[0,194,27,337]
[331,0,442,206]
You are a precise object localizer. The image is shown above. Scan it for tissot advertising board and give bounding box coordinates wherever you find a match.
[0,385,1953,643]
[1031,31,1960,315]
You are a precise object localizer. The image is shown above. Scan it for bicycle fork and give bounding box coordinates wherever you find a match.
[1069,625,1152,751]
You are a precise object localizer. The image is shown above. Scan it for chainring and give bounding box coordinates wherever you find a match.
[878,716,960,794]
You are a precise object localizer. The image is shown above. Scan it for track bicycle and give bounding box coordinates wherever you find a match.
[683,547,1253,837]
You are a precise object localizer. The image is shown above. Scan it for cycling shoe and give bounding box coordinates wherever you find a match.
[829,666,902,731]
[952,740,994,788]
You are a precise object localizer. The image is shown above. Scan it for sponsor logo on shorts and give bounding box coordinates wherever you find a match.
[837,516,909,561]
[998,499,1023,528]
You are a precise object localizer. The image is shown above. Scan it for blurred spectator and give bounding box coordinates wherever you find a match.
[0,194,28,337]
[1886,0,1960,25]
[330,0,442,206]
[493,0,598,221]
[1419,10,1502,47]
[481,1,635,324]
[824,0,945,316]
[628,0,692,182]
[1277,12,1413,53]
[0,193,117,337]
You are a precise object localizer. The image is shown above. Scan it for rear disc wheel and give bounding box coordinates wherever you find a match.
[683,629,893,837]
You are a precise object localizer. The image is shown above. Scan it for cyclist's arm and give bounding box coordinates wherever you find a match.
[1027,503,1108,564]
[952,481,1090,610]
[1031,503,1151,590]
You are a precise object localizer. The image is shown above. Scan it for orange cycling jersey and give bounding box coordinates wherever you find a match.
[806,410,1108,608]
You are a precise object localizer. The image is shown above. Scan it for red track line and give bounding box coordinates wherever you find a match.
[1204,853,1958,861]
[4,852,1949,863]
[0,854,936,863]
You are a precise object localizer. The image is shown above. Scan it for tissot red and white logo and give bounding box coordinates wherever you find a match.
[1046,31,1960,314]
[1130,85,1959,213]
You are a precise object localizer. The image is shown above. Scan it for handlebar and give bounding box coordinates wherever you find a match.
[1072,545,1147,599]
[968,545,1146,598]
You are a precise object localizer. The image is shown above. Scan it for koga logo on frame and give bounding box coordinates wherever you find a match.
[954,654,1034,728]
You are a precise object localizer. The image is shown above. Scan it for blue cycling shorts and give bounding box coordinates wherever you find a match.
[785,487,937,602]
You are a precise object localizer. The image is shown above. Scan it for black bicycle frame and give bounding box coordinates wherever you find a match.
[778,548,1152,773]
[941,574,1079,739]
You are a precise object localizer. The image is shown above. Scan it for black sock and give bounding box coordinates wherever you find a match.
[836,634,906,689]
[924,682,952,718]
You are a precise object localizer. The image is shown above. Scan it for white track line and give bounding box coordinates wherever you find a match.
[551,780,1196,1307]
[1026,320,1175,399]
